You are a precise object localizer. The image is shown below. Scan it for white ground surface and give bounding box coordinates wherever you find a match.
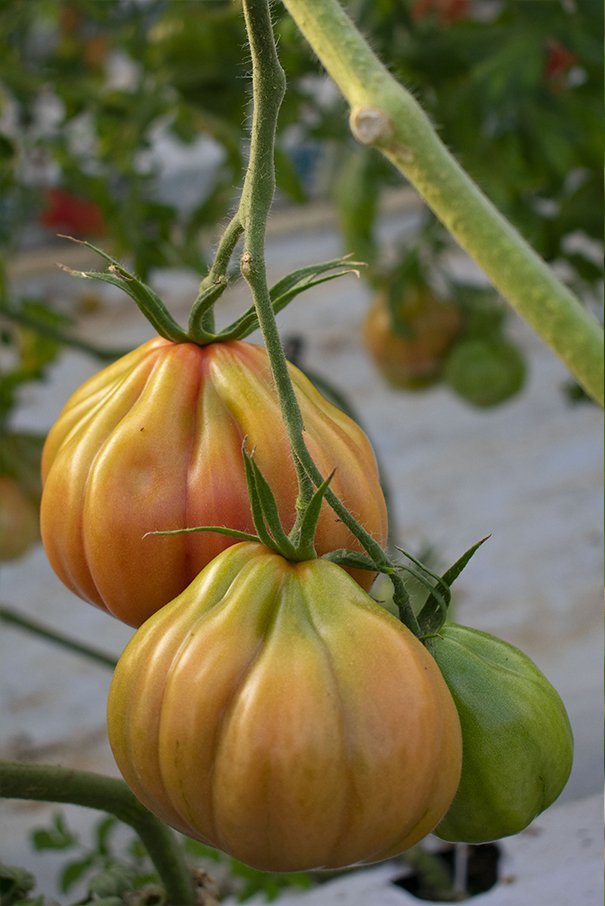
[1,218,602,903]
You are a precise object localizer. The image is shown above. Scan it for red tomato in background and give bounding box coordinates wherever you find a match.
[411,0,470,25]
[107,542,462,871]
[40,188,106,237]
[41,338,388,626]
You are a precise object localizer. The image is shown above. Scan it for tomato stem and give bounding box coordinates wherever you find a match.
[281,0,604,407]
[0,760,198,905]
[0,604,117,670]
[237,0,314,518]
[236,0,421,635]
[190,215,245,340]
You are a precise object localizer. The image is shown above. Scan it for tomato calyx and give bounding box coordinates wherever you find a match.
[146,442,336,564]
[59,236,363,348]
[408,535,491,638]
[149,443,489,636]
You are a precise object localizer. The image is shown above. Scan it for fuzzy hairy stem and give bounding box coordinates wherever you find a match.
[281,0,604,407]
[239,0,314,515]
[237,0,419,634]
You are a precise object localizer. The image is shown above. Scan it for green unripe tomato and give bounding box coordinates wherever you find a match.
[427,623,573,843]
[443,336,526,407]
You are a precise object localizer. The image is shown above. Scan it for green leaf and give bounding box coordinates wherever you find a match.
[30,813,77,851]
[58,238,189,344]
[0,864,36,905]
[95,815,118,858]
[60,854,96,893]
[87,862,136,897]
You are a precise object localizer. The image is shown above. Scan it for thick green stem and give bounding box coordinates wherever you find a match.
[0,761,196,905]
[192,214,245,338]
[237,0,420,635]
[0,605,117,670]
[239,0,314,515]
[281,0,604,407]
[198,214,244,295]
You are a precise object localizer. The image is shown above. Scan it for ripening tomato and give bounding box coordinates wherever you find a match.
[41,338,388,626]
[428,624,573,843]
[0,476,40,562]
[107,542,462,872]
[362,289,461,390]
[40,188,106,237]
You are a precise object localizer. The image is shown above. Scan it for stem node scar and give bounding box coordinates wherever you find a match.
[241,252,253,277]
[349,106,393,146]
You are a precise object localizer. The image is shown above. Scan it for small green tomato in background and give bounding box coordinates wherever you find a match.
[427,623,573,843]
[443,336,526,408]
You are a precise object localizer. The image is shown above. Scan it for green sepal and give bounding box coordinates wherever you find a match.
[187,277,229,342]
[442,535,491,587]
[242,447,299,558]
[294,469,336,560]
[396,545,451,610]
[417,535,490,637]
[320,549,378,571]
[269,256,365,304]
[241,449,278,551]
[144,526,260,544]
[58,237,189,344]
[216,257,365,341]
[390,570,416,632]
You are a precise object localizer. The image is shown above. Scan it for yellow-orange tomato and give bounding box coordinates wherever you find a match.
[41,338,387,627]
[363,289,461,390]
[107,543,462,872]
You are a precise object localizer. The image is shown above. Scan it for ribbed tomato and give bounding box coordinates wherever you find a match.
[107,543,462,871]
[428,623,573,843]
[41,338,388,626]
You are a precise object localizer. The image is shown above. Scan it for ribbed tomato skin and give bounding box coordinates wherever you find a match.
[107,543,462,872]
[40,338,388,626]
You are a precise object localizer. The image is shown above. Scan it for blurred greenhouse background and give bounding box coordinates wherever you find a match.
[0,1,602,904]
